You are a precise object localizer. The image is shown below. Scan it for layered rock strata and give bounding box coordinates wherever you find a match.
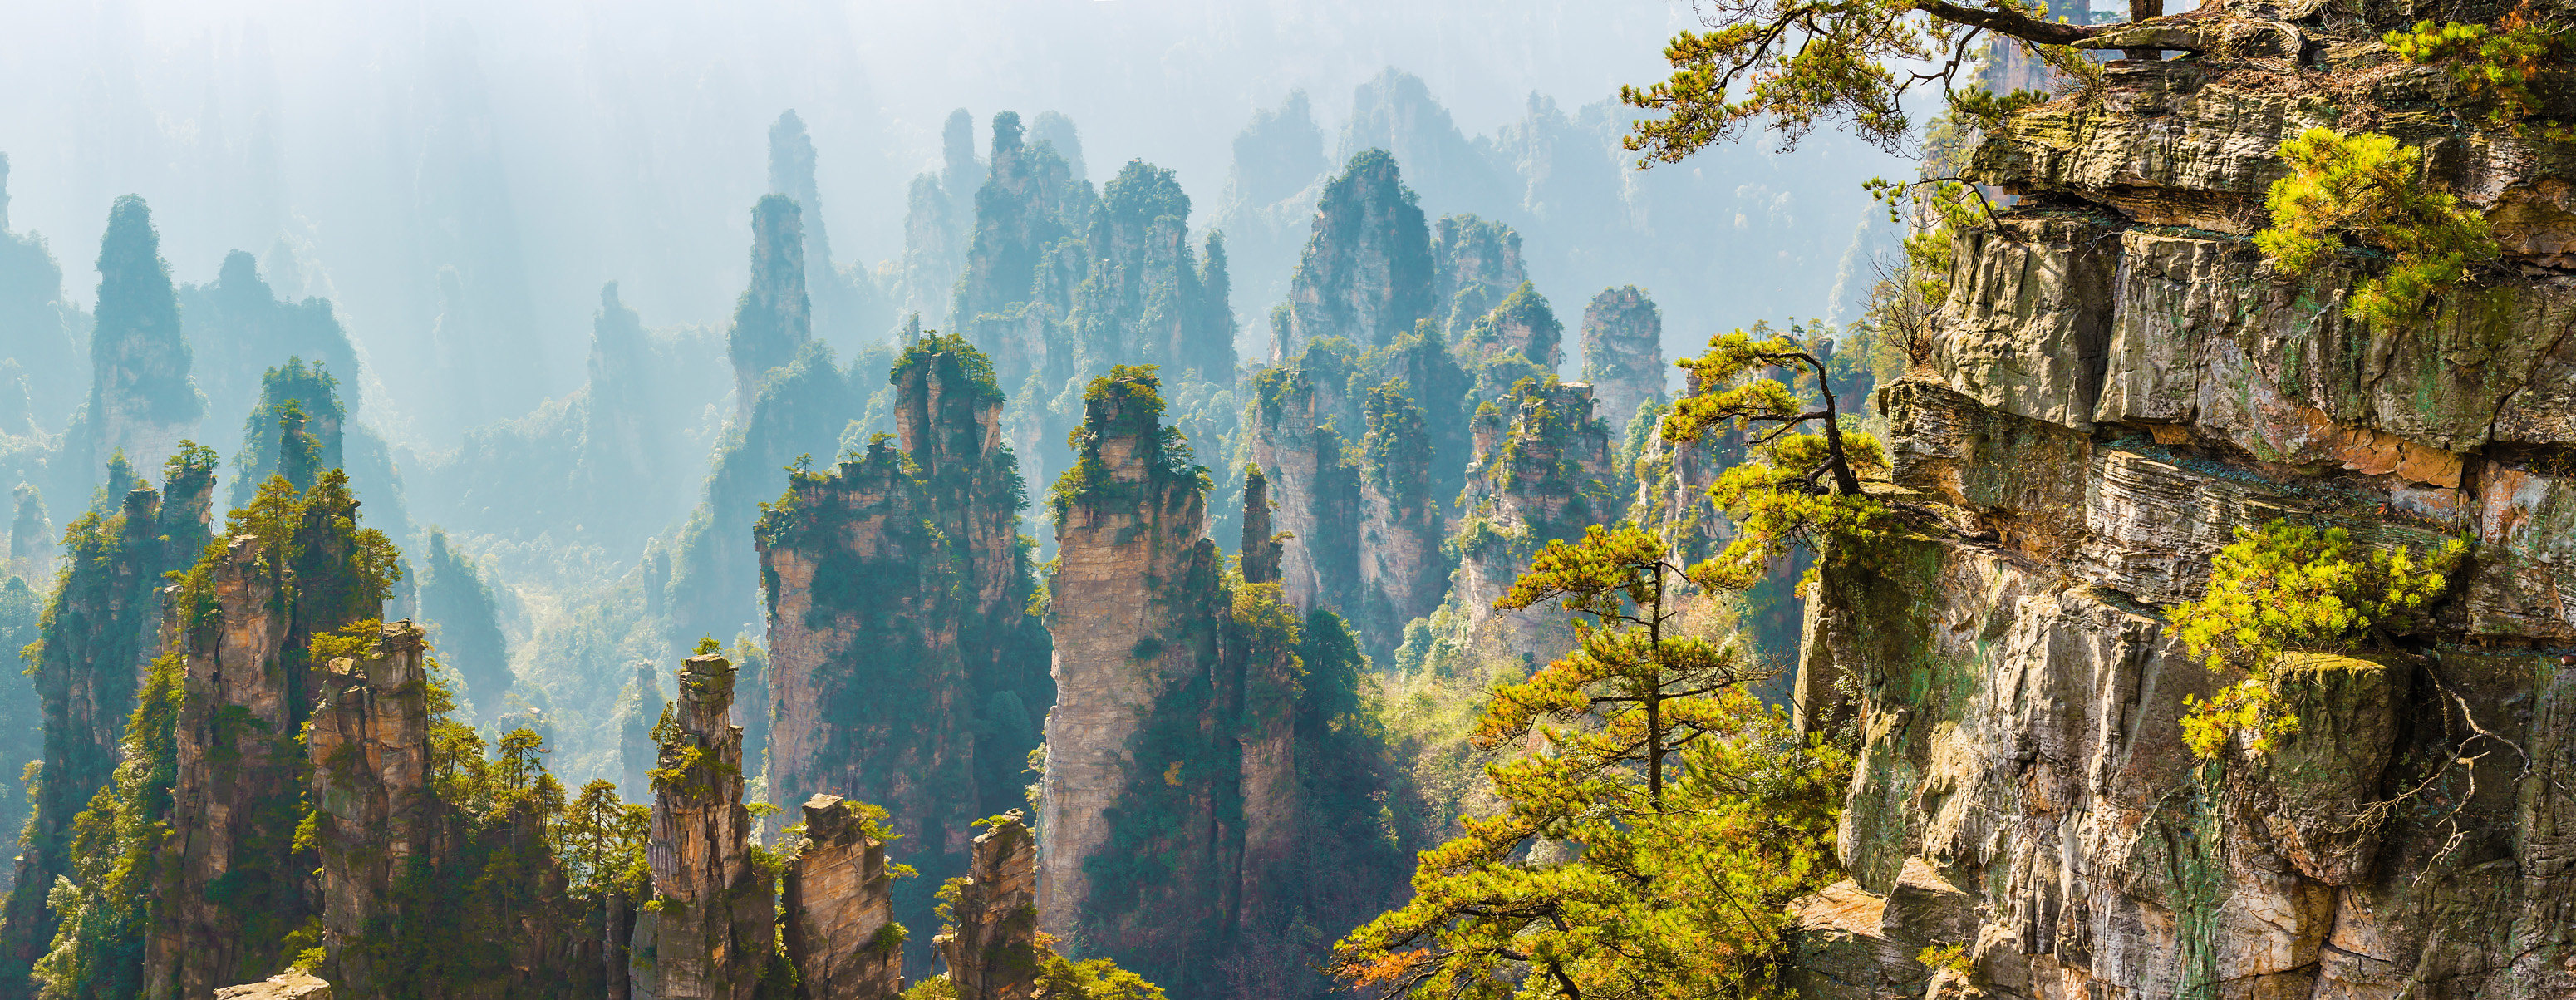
[784,795,902,1000]
[934,814,1038,1000]
[1789,40,2576,999]
[1040,369,1333,994]
[630,653,774,1000]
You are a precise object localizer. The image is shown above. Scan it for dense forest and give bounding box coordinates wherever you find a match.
[1,0,2574,998]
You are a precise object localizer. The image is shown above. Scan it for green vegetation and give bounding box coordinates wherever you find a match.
[2386,19,2571,128]
[1332,524,1849,996]
[1662,330,1889,591]
[28,651,180,1000]
[1618,0,2118,156]
[2254,126,2499,331]
[2166,520,2464,757]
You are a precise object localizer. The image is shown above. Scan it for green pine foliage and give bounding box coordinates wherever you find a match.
[2166,521,2465,758]
[2254,126,2499,331]
[229,359,345,509]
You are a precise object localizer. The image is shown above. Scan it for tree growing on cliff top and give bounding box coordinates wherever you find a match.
[1332,524,1847,997]
[1619,0,2139,160]
[1659,328,1890,592]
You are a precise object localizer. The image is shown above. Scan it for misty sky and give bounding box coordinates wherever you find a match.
[0,0,1907,441]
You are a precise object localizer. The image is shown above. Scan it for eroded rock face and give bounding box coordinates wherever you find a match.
[1429,214,1526,337]
[1458,281,1563,372]
[310,622,436,994]
[1039,372,1226,939]
[759,336,1050,963]
[1449,380,1614,655]
[1792,47,2576,998]
[935,814,1038,1000]
[1578,286,1663,434]
[784,795,902,1000]
[1245,347,1361,614]
[631,653,774,1000]
[1278,150,1434,357]
[729,194,814,411]
[1355,386,1451,662]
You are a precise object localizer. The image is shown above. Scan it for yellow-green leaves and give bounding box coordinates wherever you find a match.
[2254,126,2498,331]
[2166,520,2465,757]
[2386,19,2569,128]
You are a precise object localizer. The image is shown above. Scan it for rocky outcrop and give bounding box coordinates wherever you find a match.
[214,973,333,999]
[955,111,1088,395]
[759,335,1050,963]
[933,813,1037,1000]
[1447,379,1614,654]
[1039,369,1227,943]
[1457,281,1562,372]
[728,195,814,411]
[1277,150,1433,357]
[1788,43,2576,999]
[1070,160,1231,382]
[151,471,392,998]
[0,451,216,978]
[1428,214,1526,337]
[630,652,774,1000]
[1244,342,1361,615]
[896,110,978,329]
[783,795,902,1000]
[310,622,436,993]
[1578,286,1662,433]
[769,110,885,348]
[1354,384,1450,662]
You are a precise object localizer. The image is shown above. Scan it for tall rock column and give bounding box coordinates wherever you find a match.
[935,814,1037,1000]
[1243,349,1360,614]
[1449,380,1614,654]
[1579,286,1664,433]
[84,195,203,479]
[1038,368,1225,943]
[783,794,902,1000]
[728,194,813,411]
[1277,150,1434,357]
[760,336,1049,966]
[151,470,393,998]
[1355,383,1450,662]
[0,451,216,978]
[309,621,436,993]
[630,652,774,1000]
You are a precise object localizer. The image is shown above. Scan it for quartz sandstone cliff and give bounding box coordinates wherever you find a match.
[631,653,774,1000]
[934,814,1037,1000]
[759,335,1050,964]
[1788,33,2576,999]
[783,795,902,1000]
[1577,286,1663,433]
[1277,150,1433,357]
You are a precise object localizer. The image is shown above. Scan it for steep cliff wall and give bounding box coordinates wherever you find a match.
[0,451,216,987]
[631,653,774,1000]
[1578,286,1663,435]
[1355,384,1450,663]
[150,470,397,998]
[1428,214,1526,337]
[783,794,902,1000]
[1447,378,1615,656]
[1243,344,1361,615]
[309,622,436,994]
[729,194,814,411]
[1791,42,2576,999]
[1039,369,1227,952]
[759,335,1049,966]
[935,815,1037,1000]
[1278,150,1434,357]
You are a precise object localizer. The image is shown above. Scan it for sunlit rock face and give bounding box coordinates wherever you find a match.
[1789,46,2576,1000]
[758,336,1049,969]
[631,653,773,1000]
[784,795,902,1000]
[935,814,1039,1000]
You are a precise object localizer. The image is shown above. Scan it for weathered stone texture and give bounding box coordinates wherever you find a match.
[631,653,775,1000]
[935,814,1038,1000]
[214,973,334,999]
[784,795,902,1000]
[310,621,437,993]
[1798,47,2576,998]
[1278,150,1433,357]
